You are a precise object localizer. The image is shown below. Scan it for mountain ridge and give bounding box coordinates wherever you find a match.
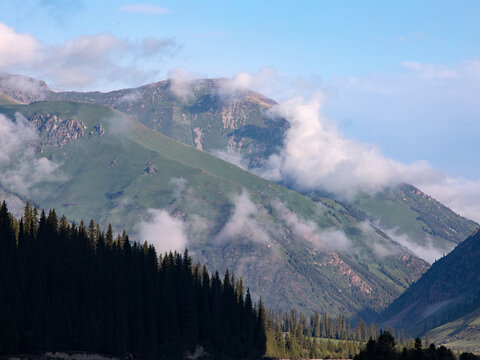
[0,74,478,320]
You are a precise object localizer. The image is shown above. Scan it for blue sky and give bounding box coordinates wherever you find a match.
[2,1,480,79]
[1,0,480,218]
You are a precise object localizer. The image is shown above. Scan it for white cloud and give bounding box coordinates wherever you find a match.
[216,190,272,245]
[167,68,197,100]
[118,4,170,14]
[256,94,436,199]
[117,90,142,104]
[138,209,188,254]
[0,113,62,196]
[0,22,177,90]
[221,67,279,96]
[417,177,480,224]
[0,23,39,69]
[212,148,249,170]
[382,227,448,264]
[273,200,351,251]
[324,60,480,221]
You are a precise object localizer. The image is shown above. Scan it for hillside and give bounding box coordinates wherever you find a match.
[429,303,480,353]
[353,184,477,253]
[380,228,480,343]
[0,99,431,319]
[1,73,476,262]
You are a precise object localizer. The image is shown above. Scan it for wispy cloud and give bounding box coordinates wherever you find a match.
[272,200,351,251]
[118,3,170,14]
[215,190,272,246]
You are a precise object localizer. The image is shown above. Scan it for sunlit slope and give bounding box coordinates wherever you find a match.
[429,306,480,353]
[0,100,429,318]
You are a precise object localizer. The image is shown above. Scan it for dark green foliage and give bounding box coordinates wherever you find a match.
[0,202,265,359]
[460,353,480,360]
[353,331,473,360]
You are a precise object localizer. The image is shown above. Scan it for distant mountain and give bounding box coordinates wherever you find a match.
[380,228,480,351]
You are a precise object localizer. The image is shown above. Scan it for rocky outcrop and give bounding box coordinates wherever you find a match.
[144,163,158,175]
[30,113,87,146]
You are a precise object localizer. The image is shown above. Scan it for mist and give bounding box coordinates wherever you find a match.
[0,112,62,196]
[138,209,189,255]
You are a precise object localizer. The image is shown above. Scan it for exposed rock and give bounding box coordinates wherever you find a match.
[30,113,87,147]
[192,127,204,150]
[323,252,374,296]
[94,124,105,136]
[144,163,158,175]
[109,156,120,168]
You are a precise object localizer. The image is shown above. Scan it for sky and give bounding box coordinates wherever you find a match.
[1,0,480,219]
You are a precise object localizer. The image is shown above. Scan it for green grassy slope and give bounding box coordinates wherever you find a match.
[430,306,480,353]
[354,184,478,252]
[0,100,430,318]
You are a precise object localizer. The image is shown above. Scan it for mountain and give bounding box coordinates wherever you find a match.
[0,74,287,168]
[380,228,480,351]
[1,73,475,259]
[0,98,432,320]
[0,74,477,320]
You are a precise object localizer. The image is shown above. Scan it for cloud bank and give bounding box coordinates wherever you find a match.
[213,68,478,222]
[0,113,62,196]
[155,66,480,222]
[0,22,177,90]
[256,94,437,199]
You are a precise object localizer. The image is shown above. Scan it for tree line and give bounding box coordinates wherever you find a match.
[354,331,480,360]
[0,202,266,359]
